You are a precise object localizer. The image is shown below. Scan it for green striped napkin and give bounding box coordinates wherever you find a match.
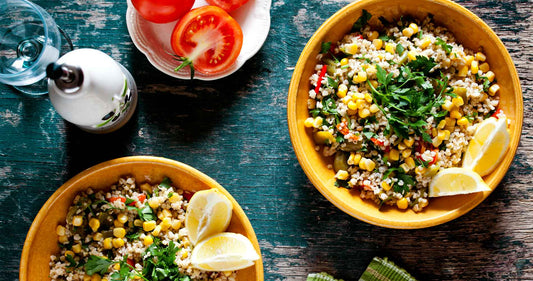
[306,257,417,281]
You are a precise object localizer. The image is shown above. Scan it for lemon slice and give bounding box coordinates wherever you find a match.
[462,117,510,177]
[429,167,491,197]
[185,189,233,245]
[191,232,260,271]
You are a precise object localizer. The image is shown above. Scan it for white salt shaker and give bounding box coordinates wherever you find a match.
[47,48,138,133]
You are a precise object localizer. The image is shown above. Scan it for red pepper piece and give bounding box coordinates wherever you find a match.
[108,197,126,203]
[336,121,350,135]
[491,108,503,119]
[183,191,195,202]
[137,194,146,203]
[127,258,135,268]
[314,65,328,94]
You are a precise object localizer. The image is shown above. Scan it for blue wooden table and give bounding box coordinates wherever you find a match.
[1,0,532,280]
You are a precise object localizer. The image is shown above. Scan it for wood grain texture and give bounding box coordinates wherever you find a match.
[0,0,531,280]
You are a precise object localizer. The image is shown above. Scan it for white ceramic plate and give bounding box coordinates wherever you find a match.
[125,0,271,80]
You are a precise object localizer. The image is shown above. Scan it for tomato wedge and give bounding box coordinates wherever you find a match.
[171,6,243,77]
[206,0,250,12]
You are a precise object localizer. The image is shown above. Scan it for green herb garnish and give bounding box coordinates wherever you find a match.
[85,255,114,276]
[435,37,452,54]
[352,9,372,32]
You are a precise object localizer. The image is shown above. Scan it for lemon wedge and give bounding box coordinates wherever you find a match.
[185,189,233,245]
[429,167,491,197]
[462,117,510,176]
[191,232,260,271]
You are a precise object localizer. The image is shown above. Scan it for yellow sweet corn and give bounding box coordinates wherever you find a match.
[437,120,446,129]
[347,100,358,110]
[381,181,392,191]
[148,198,160,209]
[88,218,100,232]
[407,51,417,61]
[489,84,500,96]
[103,238,113,250]
[464,55,475,66]
[161,217,172,231]
[471,60,479,74]
[158,209,172,220]
[452,96,464,107]
[117,213,128,224]
[415,166,427,175]
[114,263,121,270]
[91,274,101,281]
[358,108,371,118]
[432,137,443,148]
[143,235,154,246]
[143,221,157,232]
[485,71,495,82]
[402,149,412,158]
[385,43,395,54]
[368,31,379,41]
[304,117,314,128]
[83,275,92,281]
[72,216,83,227]
[389,149,400,161]
[398,142,407,151]
[400,163,411,173]
[335,170,350,181]
[113,220,123,228]
[453,87,467,100]
[340,58,349,66]
[450,109,462,119]
[441,100,454,111]
[353,92,365,100]
[457,117,469,126]
[168,193,181,203]
[425,164,440,177]
[405,157,416,169]
[479,62,490,73]
[152,225,162,237]
[133,219,143,227]
[402,27,415,37]
[93,232,104,242]
[72,243,82,254]
[409,23,419,33]
[419,37,431,49]
[403,137,414,147]
[364,93,373,103]
[140,183,152,194]
[475,52,486,61]
[113,227,126,238]
[373,39,383,50]
[457,65,469,77]
[64,250,75,257]
[56,225,66,236]
[353,71,368,83]
[364,159,376,171]
[181,251,189,259]
[313,116,323,128]
[369,104,380,113]
[344,43,358,55]
[397,198,409,209]
[348,153,362,165]
[358,158,368,170]
[58,235,68,244]
[369,80,379,89]
[171,219,182,230]
[437,130,447,141]
[337,84,348,98]
[112,238,125,248]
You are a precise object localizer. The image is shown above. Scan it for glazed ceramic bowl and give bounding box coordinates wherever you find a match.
[287,0,523,229]
[20,156,264,280]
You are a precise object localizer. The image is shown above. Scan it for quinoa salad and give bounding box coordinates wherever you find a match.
[304,11,504,211]
[49,177,236,281]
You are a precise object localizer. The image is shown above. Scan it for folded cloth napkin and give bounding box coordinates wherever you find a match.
[307,257,417,281]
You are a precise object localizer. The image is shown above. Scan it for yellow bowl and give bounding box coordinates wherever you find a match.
[288,0,523,229]
[20,156,264,280]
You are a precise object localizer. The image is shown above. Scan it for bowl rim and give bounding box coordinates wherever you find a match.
[19,156,264,280]
[287,0,523,229]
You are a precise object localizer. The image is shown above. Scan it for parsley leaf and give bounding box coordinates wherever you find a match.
[435,37,452,54]
[138,206,155,221]
[352,9,372,32]
[85,255,114,276]
[321,42,332,54]
[396,43,405,56]
[327,77,339,89]
[159,177,172,189]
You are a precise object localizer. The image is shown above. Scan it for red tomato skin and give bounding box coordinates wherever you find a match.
[206,0,250,12]
[170,5,243,75]
[132,0,195,24]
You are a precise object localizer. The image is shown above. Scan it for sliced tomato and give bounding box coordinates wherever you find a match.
[131,0,195,23]
[171,6,243,76]
[206,0,250,12]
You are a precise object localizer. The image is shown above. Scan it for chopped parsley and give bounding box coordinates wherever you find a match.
[352,9,372,32]
[435,37,453,54]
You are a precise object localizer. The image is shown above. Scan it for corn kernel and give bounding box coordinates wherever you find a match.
[133,219,143,227]
[452,96,464,107]
[171,219,182,230]
[457,117,469,126]
[181,251,189,259]
[405,157,415,169]
[409,23,419,33]
[335,170,350,181]
[348,153,362,165]
[168,193,181,203]
[398,142,407,151]
[113,227,126,238]
[314,131,335,144]
[143,235,154,246]
[313,116,323,128]
[485,71,495,82]
[450,109,462,119]
[148,198,160,209]
[347,100,358,110]
[442,100,454,111]
[437,120,446,129]
[64,250,75,257]
[475,52,486,61]
[457,65,469,77]
[397,198,409,209]
[140,183,152,194]
[102,278,108,281]
[358,158,367,170]
[161,217,172,231]
[381,181,392,191]
[93,232,104,241]
[112,238,125,248]
[464,55,475,66]
[92,274,102,281]
[445,117,456,127]
[489,84,500,96]
[385,43,395,54]
[83,276,92,281]
[453,87,467,100]
[479,62,490,73]
[87,218,100,232]
[72,216,83,227]
[373,39,383,50]
[344,43,358,55]
[152,225,162,237]
[358,108,370,118]
[117,213,128,224]
[389,149,400,161]
[114,263,121,270]
[431,128,438,137]
[113,220,124,228]
[56,225,66,236]
[364,93,373,103]
[403,137,414,147]
[471,60,479,74]
[407,51,418,61]
[415,166,427,175]
[103,238,113,249]
[369,80,379,89]
[402,27,414,37]
[72,243,82,253]
[432,137,443,148]
[369,104,380,113]
[425,164,440,177]
[304,117,314,128]
[368,31,379,41]
[337,84,348,98]
[400,163,411,172]
[437,130,447,141]
[365,159,376,171]
[420,37,431,49]
[340,58,349,66]
[353,92,365,100]
[143,221,157,232]
[353,71,368,83]
[158,209,172,220]
[58,235,68,244]
[402,149,412,158]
